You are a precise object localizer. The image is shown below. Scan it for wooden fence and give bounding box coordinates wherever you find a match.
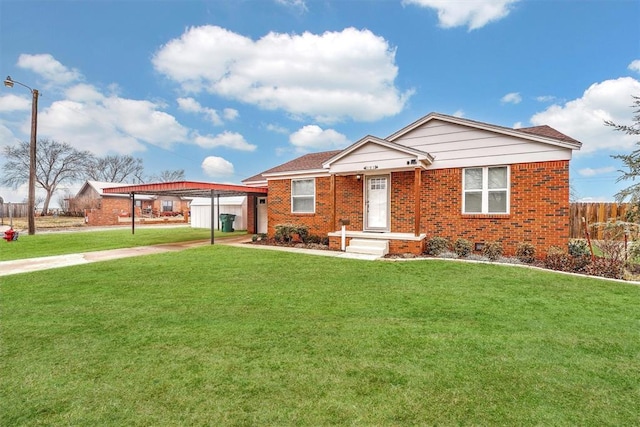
[0,203,29,224]
[569,202,632,240]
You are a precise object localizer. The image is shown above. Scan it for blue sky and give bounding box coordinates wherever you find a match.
[1,0,639,205]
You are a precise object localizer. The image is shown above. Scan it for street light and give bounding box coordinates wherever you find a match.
[4,76,38,235]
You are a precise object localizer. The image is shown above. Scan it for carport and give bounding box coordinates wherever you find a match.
[103,181,268,244]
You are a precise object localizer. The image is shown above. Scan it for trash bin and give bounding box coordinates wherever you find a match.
[219,213,236,232]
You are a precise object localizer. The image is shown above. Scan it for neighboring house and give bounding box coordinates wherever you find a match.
[72,181,190,226]
[243,112,582,257]
[190,196,248,230]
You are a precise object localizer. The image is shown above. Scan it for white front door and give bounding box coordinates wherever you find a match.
[257,197,268,234]
[365,176,389,231]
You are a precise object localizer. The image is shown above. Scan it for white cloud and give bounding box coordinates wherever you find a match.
[266,123,289,134]
[65,84,105,102]
[177,97,223,125]
[16,53,82,86]
[501,92,522,104]
[35,83,189,155]
[578,166,616,177]
[0,94,31,112]
[201,156,234,177]
[536,95,557,103]
[194,131,256,151]
[629,60,640,73]
[275,0,307,12]
[530,77,640,154]
[0,124,17,147]
[153,25,412,123]
[403,0,519,30]
[223,108,239,121]
[513,121,523,129]
[452,109,465,117]
[289,125,350,151]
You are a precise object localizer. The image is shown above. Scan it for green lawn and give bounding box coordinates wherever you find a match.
[0,227,244,261]
[1,244,639,426]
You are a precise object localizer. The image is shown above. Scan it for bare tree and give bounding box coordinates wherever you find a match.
[84,155,145,183]
[151,169,186,182]
[1,139,94,215]
[608,96,640,203]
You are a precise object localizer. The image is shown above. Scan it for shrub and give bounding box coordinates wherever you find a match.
[544,246,574,272]
[568,239,590,258]
[251,234,258,242]
[274,224,309,243]
[482,241,503,261]
[453,238,472,257]
[515,242,536,264]
[304,234,323,244]
[582,256,625,279]
[427,237,450,255]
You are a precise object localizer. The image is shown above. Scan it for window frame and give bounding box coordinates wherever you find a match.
[462,165,510,214]
[161,200,174,212]
[291,178,316,214]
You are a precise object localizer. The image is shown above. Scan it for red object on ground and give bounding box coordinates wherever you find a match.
[3,229,18,242]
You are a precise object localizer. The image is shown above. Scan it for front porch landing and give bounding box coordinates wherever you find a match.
[327,231,427,255]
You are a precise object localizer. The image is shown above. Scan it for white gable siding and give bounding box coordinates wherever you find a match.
[330,143,420,174]
[393,120,572,169]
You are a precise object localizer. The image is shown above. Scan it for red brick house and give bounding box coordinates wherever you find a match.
[244,112,582,256]
[72,181,190,226]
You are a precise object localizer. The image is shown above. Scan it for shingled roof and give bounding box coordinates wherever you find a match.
[517,125,581,144]
[243,150,342,183]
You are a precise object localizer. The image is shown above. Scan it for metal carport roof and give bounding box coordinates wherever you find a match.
[103,181,268,198]
[103,181,268,243]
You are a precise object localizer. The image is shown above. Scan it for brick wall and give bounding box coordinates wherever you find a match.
[85,197,130,225]
[421,161,570,256]
[85,196,190,226]
[267,160,571,256]
[268,177,335,236]
[247,196,256,234]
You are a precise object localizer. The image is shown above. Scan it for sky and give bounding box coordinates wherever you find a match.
[1,0,639,206]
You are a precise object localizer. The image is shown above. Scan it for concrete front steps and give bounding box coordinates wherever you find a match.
[345,238,389,257]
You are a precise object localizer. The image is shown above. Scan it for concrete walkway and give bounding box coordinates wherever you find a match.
[0,238,379,277]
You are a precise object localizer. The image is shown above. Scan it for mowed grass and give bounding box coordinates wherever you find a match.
[1,245,639,426]
[0,227,243,261]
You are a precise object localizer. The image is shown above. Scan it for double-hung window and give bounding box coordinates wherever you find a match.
[162,200,173,212]
[463,166,509,214]
[291,178,315,213]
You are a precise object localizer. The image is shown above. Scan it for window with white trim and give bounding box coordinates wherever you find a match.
[291,178,315,213]
[463,166,509,214]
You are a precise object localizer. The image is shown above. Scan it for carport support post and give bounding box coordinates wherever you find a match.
[130,192,135,235]
[210,189,215,245]
[217,194,221,231]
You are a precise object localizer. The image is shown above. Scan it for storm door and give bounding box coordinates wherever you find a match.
[365,175,389,231]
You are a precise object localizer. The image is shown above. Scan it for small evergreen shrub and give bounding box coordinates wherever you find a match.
[427,237,450,255]
[515,242,536,264]
[251,234,258,242]
[482,241,503,261]
[568,239,590,258]
[628,240,640,261]
[453,238,472,257]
